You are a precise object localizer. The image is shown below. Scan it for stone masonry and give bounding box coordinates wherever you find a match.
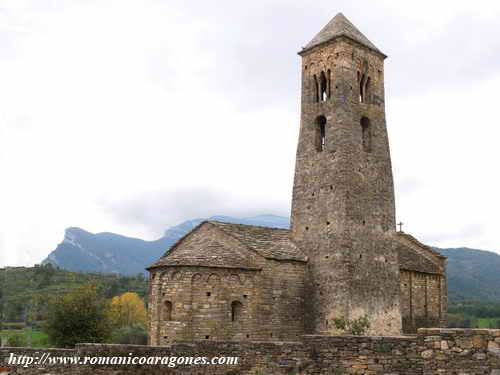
[2,329,500,374]
[147,12,447,341]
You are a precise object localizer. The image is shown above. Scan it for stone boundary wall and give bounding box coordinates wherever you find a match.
[1,329,499,374]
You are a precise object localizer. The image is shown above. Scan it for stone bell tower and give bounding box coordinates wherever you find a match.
[290,13,402,335]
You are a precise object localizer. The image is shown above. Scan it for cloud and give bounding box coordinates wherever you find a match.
[384,10,500,99]
[2,0,500,266]
[99,187,290,239]
[395,178,421,197]
[423,223,486,246]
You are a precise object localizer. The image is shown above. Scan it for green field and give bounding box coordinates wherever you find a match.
[475,317,500,329]
[0,329,50,348]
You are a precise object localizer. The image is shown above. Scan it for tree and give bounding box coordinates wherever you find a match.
[109,323,148,345]
[44,283,112,348]
[107,292,147,329]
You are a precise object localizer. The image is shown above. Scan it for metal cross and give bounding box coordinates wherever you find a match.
[397,222,404,232]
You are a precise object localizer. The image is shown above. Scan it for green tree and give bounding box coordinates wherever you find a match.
[109,323,148,345]
[44,283,111,348]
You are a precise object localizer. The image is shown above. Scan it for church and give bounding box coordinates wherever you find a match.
[147,13,447,344]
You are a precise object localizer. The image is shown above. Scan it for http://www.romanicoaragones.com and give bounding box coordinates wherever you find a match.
[7,352,239,368]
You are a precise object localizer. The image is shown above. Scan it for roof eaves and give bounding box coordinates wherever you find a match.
[146,263,261,271]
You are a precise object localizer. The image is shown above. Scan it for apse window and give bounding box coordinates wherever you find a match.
[231,301,243,322]
[163,301,173,321]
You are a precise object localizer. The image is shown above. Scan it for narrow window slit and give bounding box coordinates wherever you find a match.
[316,115,327,152]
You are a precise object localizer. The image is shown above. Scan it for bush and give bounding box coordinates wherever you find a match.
[332,314,370,335]
[109,324,148,345]
[44,283,112,348]
[7,334,27,347]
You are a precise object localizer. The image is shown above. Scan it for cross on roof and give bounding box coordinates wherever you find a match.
[397,222,404,232]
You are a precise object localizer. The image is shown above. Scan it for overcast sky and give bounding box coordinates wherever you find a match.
[1,0,500,267]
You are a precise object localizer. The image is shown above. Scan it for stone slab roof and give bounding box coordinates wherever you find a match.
[301,13,383,56]
[394,232,445,275]
[208,221,307,262]
[150,237,260,270]
[397,242,441,274]
[396,232,446,260]
[147,221,307,270]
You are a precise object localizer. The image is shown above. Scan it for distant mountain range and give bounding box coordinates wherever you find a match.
[42,215,500,302]
[42,215,288,275]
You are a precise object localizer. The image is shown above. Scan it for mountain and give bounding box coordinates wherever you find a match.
[435,247,500,302]
[42,215,288,275]
[42,215,500,302]
[42,227,172,275]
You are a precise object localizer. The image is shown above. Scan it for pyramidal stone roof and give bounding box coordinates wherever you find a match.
[301,12,383,55]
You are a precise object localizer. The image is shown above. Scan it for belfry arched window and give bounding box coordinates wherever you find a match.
[316,115,327,152]
[313,75,319,103]
[358,72,371,104]
[365,77,371,103]
[320,71,328,102]
[231,301,243,322]
[163,301,173,321]
[361,117,371,152]
[358,72,365,103]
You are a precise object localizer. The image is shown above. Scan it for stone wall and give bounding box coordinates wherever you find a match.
[2,329,500,374]
[401,271,445,333]
[150,263,306,345]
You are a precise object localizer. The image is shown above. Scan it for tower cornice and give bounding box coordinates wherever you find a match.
[298,34,387,59]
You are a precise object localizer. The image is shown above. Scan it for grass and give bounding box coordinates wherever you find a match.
[475,317,500,329]
[0,329,50,348]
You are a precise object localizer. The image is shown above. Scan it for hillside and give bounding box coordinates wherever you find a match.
[40,215,500,302]
[0,265,147,324]
[436,247,500,302]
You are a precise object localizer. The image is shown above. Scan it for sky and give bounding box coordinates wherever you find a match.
[1,0,500,267]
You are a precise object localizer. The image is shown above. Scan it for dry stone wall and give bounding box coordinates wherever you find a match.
[2,329,500,374]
